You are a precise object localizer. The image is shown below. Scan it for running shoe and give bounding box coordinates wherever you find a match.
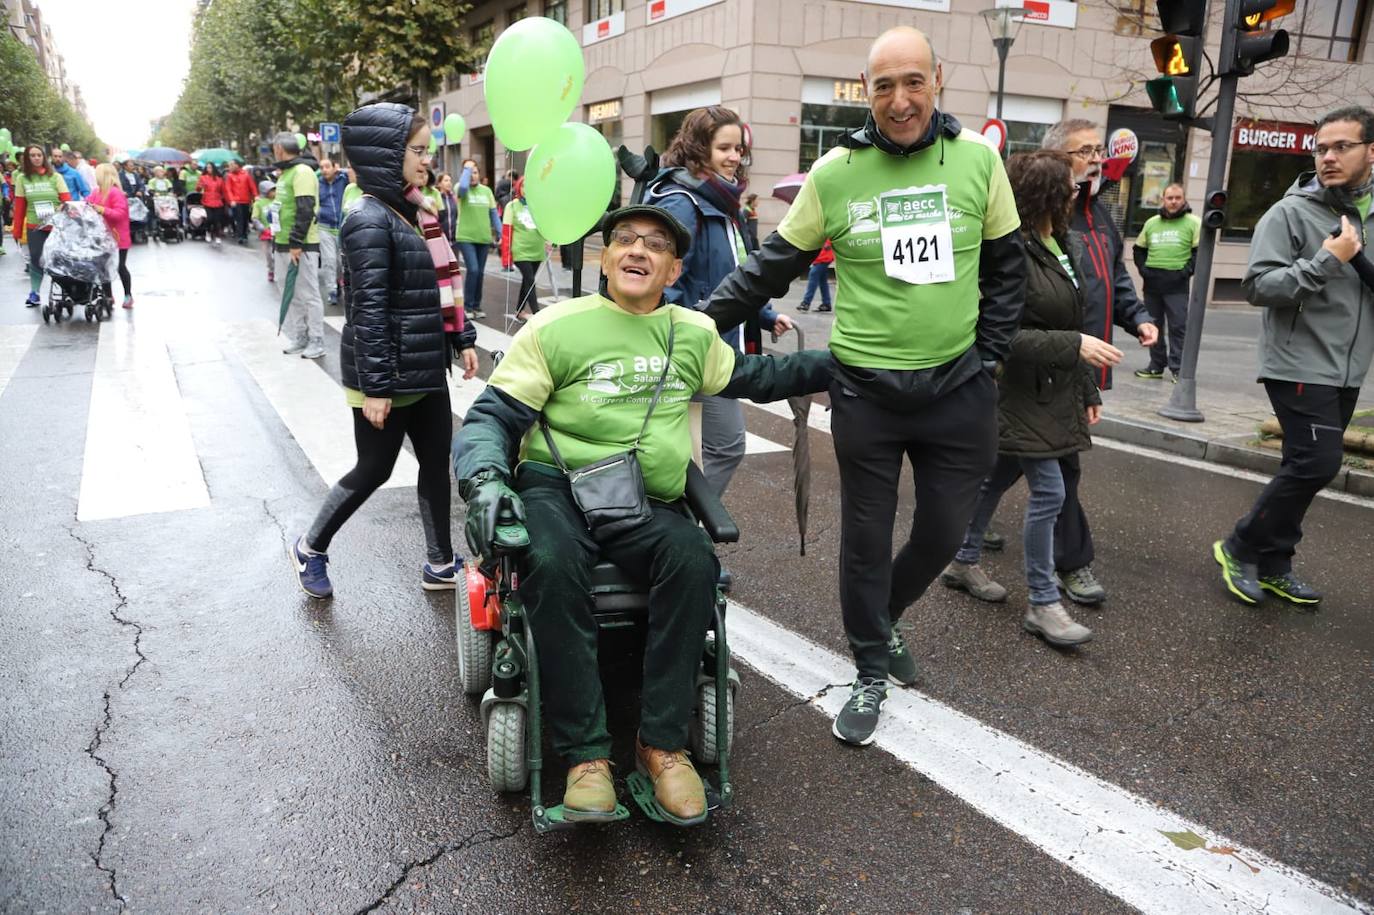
[122,296,133,310]
[422,559,459,591]
[1134,367,1165,379]
[26,292,40,307]
[1212,541,1262,605]
[1259,572,1321,606]
[290,536,332,598]
[832,678,890,746]
[886,627,919,686]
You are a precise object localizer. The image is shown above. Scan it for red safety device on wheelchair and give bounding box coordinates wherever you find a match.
[465,564,502,631]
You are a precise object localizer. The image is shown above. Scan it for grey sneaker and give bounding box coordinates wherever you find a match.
[1058,565,1106,605]
[940,561,1008,603]
[886,627,918,686]
[282,341,307,355]
[300,344,326,360]
[831,678,889,746]
[1022,601,1093,647]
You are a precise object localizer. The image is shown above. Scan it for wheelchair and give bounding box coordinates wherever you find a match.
[455,461,741,833]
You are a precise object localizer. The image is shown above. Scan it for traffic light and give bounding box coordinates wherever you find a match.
[1146,2,1206,121]
[1226,0,1294,75]
[1202,189,1228,229]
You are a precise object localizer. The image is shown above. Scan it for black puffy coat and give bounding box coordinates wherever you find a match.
[996,233,1102,459]
[338,102,450,397]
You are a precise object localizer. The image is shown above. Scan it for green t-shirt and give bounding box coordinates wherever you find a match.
[147,177,172,195]
[14,171,70,229]
[457,182,497,243]
[1356,194,1371,224]
[503,198,547,262]
[421,186,445,214]
[488,295,738,501]
[180,168,201,194]
[276,162,320,248]
[1042,234,1077,287]
[250,195,274,229]
[342,183,364,214]
[777,131,1020,370]
[345,388,426,409]
[1137,211,1201,271]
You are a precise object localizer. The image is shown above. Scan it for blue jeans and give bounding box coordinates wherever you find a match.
[802,262,831,306]
[956,454,1066,606]
[457,242,489,312]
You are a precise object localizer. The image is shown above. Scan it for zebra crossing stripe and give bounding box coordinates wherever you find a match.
[0,325,38,400]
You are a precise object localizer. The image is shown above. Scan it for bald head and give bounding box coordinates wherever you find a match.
[861,26,943,148]
[866,26,937,77]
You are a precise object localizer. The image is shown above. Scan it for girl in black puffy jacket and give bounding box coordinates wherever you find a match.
[289,103,478,599]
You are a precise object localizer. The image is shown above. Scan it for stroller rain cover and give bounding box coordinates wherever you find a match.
[42,202,117,284]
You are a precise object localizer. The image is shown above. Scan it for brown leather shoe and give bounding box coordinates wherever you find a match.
[635,736,707,825]
[562,758,617,821]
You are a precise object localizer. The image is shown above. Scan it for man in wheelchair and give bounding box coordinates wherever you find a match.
[454,204,830,826]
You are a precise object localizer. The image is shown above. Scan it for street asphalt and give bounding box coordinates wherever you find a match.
[1,236,1370,914]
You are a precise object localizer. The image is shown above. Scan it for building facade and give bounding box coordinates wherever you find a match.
[426,0,1374,296]
[4,0,87,119]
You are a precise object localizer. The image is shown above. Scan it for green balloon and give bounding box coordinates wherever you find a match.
[60,143,71,152]
[523,123,615,245]
[443,113,466,145]
[483,17,584,151]
[427,135,438,154]
[0,128,10,145]
[295,132,307,151]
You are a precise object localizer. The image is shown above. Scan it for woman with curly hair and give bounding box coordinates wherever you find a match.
[644,106,794,497]
[940,150,1124,648]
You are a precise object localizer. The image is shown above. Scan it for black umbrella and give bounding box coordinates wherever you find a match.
[784,325,812,556]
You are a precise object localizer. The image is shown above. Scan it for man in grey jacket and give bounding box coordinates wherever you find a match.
[1214,106,1374,606]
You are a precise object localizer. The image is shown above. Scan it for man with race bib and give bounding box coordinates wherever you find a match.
[707,26,1026,746]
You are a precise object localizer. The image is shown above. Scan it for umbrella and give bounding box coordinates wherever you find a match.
[137,146,190,165]
[195,147,243,166]
[278,261,299,331]
[784,324,812,556]
[771,172,806,204]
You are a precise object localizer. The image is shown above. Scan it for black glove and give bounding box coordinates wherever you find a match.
[463,473,526,559]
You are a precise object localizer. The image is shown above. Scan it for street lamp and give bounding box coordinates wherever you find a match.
[981,5,1029,121]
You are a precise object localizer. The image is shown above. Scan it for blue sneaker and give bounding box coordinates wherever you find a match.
[290,536,332,598]
[26,292,40,307]
[422,557,459,591]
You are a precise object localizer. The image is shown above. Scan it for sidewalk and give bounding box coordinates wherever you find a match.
[481,260,1374,498]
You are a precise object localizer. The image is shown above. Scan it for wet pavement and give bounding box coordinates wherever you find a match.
[1,237,1371,914]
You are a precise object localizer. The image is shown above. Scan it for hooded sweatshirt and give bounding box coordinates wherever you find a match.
[1133,203,1200,293]
[1243,171,1374,389]
[274,152,321,250]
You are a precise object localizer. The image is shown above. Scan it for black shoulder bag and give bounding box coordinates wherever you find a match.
[539,318,676,544]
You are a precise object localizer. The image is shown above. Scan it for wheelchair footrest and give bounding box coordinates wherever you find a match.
[534,802,630,833]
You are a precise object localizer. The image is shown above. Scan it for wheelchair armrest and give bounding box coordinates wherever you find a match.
[684,461,739,543]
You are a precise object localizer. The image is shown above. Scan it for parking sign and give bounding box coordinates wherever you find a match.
[320,122,341,145]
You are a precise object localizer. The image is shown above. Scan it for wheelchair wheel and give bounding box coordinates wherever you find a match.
[455,567,494,696]
[486,703,528,792]
[689,679,735,765]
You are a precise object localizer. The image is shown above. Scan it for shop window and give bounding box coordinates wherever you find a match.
[1102,107,1187,238]
[1291,0,1369,62]
[798,103,868,173]
[1222,152,1311,242]
[651,111,691,155]
[1005,122,1050,156]
[543,0,568,25]
[587,0,624,22]
[470,19,495,57]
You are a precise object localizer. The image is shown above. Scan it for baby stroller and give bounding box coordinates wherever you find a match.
[40,201,116,324]
[128,196,150,245]
[153,194,183,243]
[185,191,208,241]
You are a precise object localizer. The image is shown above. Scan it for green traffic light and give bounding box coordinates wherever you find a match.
[1146,77,1186,117]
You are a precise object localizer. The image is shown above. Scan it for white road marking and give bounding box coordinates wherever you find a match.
[227,319,417,489]
[77,321,211,521]
[725,602,1370,915]
[328,317,789,454]
[0,324,38,399]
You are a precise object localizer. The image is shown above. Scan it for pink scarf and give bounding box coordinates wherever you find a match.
[405,186,464,336]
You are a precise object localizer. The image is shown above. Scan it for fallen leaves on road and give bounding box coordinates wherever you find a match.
[1158,829,1261,874]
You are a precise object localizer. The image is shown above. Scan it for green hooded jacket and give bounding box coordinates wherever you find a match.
[1242,172,1374,389]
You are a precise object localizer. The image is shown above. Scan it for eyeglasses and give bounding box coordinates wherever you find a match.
[1313,141,1370,158]
[405,144,428,156]
[1068,145,1106,160]
[609,228,674,254]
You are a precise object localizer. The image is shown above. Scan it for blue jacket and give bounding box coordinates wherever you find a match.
[645,168,778,350]
[55,162,89,199]
[317,171,348,229]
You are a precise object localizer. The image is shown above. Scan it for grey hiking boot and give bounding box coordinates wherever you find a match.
[940,561,1008,603]
[1023,601,1093,647]
[1058,565,1106,605]
[886,626,919,686]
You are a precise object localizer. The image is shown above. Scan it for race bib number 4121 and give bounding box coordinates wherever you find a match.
[878,185,956,285]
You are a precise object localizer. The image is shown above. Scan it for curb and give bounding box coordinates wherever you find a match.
[1095,415,1374,499]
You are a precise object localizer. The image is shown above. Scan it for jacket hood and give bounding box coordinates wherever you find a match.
[1159,202,1194,219]
[273,153,320,172]
[342,102,416,217]
[836,110,961,158]
[1284,169,1371,215]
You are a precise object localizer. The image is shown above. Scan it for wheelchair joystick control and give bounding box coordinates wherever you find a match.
[492,502,530,553]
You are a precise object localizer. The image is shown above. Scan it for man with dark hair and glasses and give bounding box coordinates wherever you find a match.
[1213,106,1374,607]
[454,204,830,826]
